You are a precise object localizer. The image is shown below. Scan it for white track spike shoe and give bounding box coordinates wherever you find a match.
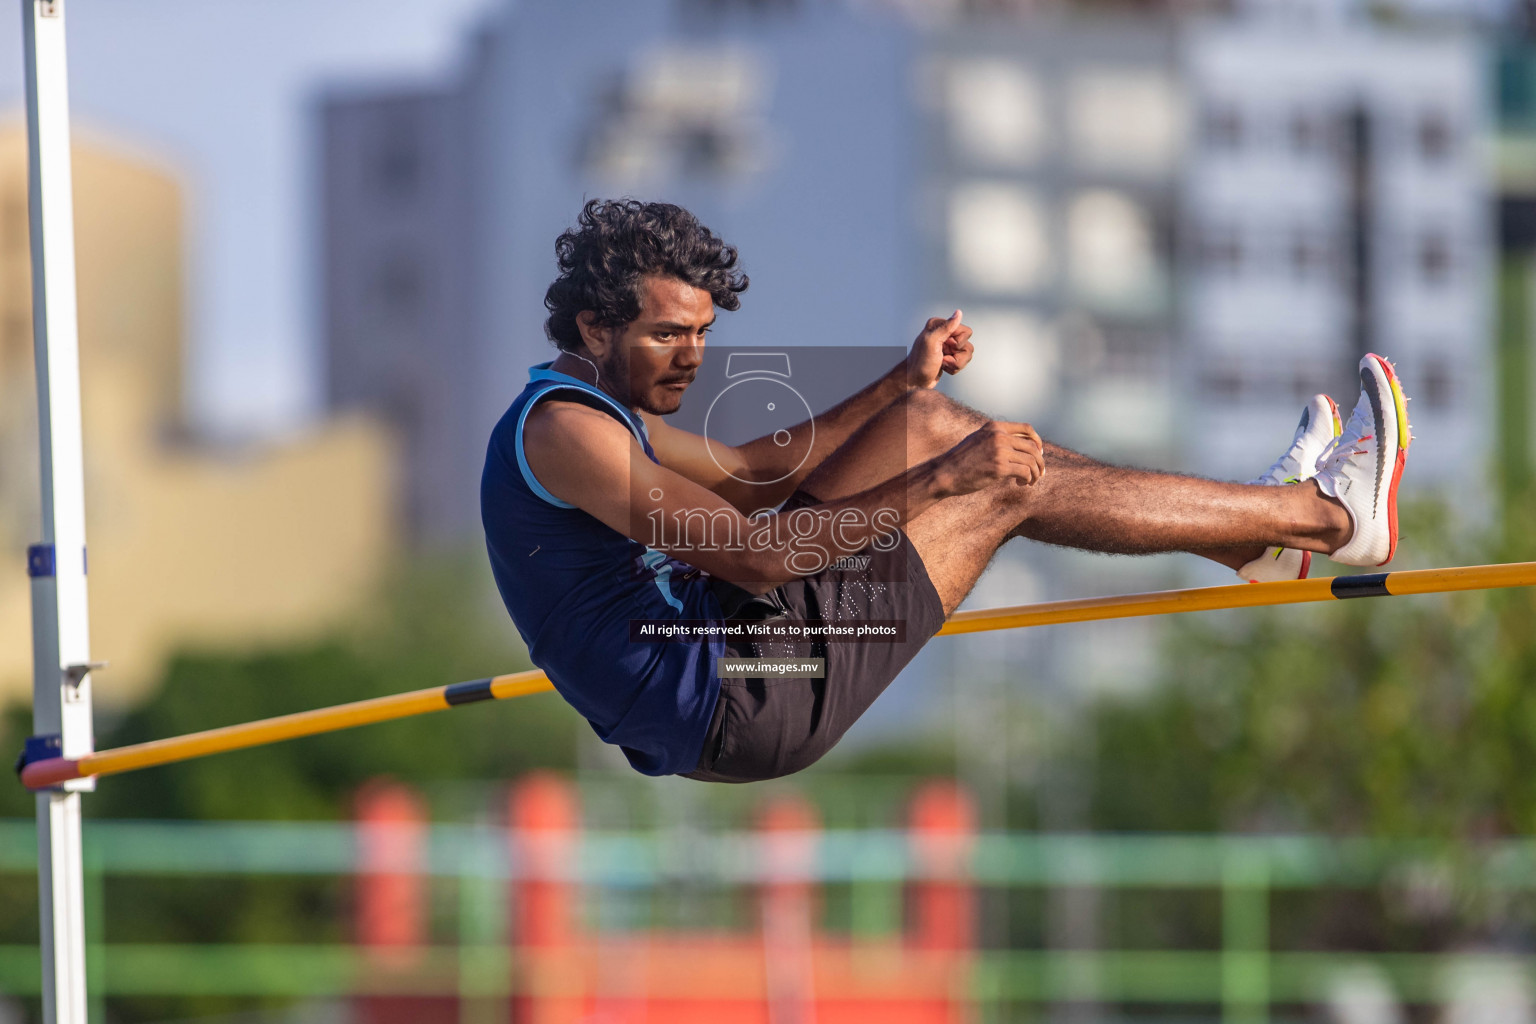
[1238,394,1342,582]
[1313,354,1411,567]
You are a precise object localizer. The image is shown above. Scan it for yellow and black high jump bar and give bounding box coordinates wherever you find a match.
[17,560,1536,790]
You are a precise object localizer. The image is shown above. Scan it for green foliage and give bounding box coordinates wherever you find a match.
[3,552,581,1023]
[0,703,33,817]
[1078,498,1536,840]
[6,552,579,823]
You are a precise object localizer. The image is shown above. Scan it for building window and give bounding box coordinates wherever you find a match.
[373,116,422,201]
[1289,228,1334,280]
[1286,365,1336,405]
[1067,189,1160,312]
[946,60,1045,168]
[1201,363,1243,401]
[1200,356,1334,404]
[1069,70,1183,176]
[945,308,1058,414]
[373,252,423,321]
[1418,110,1455,162]
[1202,104,1244,151]
[948,183,1050,295]
[583,47,770,185]
[1099,325,1167,377]
[1289,111,1330,156]
[1418,232,1452,284]
[1422,357,1452,409]
[692,0,799,9]
[1196,223,1244,274]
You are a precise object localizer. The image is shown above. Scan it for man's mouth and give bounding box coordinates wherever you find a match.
[661,378,693,389]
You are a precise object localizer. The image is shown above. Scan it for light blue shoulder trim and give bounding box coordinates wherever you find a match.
[514,394,576,508]
[514,378,648,509]
[529,364,651,443]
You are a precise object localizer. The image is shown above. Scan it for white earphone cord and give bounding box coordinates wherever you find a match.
[572,352,601,386]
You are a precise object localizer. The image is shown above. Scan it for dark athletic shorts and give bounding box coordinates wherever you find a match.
[681,490,946,784]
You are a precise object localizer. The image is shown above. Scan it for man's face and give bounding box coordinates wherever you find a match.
[600,274,714,416]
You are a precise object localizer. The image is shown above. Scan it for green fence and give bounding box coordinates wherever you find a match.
[3,818,1535,1020]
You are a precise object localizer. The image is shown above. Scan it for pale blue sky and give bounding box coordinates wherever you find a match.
[0,0,502,439]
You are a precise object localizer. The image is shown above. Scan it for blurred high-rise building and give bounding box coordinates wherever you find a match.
[317,0,1495,728]
[912,26,1192,970]
[322,87,479,547]
[1180,25,1489,501]
[926,19,1183,463]
[918,17,1189,759]
[322,0,918,552]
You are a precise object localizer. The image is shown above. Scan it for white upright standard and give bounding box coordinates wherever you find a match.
[23,1,95,1022]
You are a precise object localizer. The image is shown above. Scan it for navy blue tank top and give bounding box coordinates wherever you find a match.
[480,363,724,776]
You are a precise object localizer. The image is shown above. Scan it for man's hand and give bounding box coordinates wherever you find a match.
[906,309,975,390]
[934,421,1045,496]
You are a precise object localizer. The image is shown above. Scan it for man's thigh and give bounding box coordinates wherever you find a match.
[902,486,1022,617]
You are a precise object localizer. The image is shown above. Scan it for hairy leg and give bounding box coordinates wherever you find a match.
[798,389,1310,576]
[904,470,1347,615]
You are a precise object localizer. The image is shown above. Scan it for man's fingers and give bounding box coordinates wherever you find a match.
[995,423,1044,480]
[1010,450,1045,484]
[1004,432,1041,454]
[994,421,1040,445]
[1006,422,1042,451]
[940,325,975,374]
[925,310,965,338]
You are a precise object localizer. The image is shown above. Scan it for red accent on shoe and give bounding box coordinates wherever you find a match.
[1368,353,1407,566]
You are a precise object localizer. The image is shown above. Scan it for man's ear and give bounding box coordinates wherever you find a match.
[576,312,611,358]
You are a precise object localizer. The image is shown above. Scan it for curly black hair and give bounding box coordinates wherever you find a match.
[544,199,749,352]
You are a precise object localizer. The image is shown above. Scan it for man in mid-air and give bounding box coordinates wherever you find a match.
[481,200,1410,783]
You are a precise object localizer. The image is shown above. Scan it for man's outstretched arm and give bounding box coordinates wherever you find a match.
[524,397,1041,595]
[643,312,976,512]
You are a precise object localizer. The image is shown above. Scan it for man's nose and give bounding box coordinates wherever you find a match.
[675,339,704,367]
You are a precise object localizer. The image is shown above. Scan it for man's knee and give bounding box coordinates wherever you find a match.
[900,387,985,444]
[902,386,971,416]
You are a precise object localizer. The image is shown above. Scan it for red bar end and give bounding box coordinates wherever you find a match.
[20,757,83,790]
